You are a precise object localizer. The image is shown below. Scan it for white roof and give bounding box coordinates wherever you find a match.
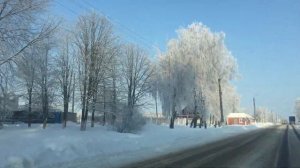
[227,113,254,119]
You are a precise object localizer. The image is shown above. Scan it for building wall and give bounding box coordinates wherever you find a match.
[227,117,251,125]
[0,96,19,119]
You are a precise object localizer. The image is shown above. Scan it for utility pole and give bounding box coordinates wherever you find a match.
[253,97,256,122]
[271,110,273,123]
[168,54,171,120]
[218,78,224,123]
[72,75,75,113]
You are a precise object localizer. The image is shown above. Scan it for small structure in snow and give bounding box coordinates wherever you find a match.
[227,113,254,125]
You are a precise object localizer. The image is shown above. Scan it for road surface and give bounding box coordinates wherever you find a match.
[123,125,300,168]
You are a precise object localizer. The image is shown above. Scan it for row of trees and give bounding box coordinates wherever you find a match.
[255,107,278,123]
[74,13,153,132]
[0,0,57,127]
[0,1,153,132]
[0,0,243,131]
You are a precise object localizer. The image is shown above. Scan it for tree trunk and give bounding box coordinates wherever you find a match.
[112,65,117,125]
[91,109,95,127]
[169,116,174,129]
[218,78,224,124]
[193,116,198,128]
[63,97,68,128]
[186,115,189,126]
[80,108,85,131]
[91,95,96,127]
[199,117,203,128]
[72,75,75,113]
[42,48,49,129]
[80,67,88,131]
[155,92,158,124]
[169,87,176,129]
[42,80,48,129]
[190,117,193,127]
[42,87,48,129]
[83,98,89,130]
[28,87,32,128]
[80,91,86,131]
[102,84,106,126]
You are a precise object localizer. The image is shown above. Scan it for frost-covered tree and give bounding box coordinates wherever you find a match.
[149,63,160,123]
[155,22,238,128]
[222,85,241,115]
[255,107,274,123]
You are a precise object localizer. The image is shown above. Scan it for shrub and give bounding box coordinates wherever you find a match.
[114,107,146,133]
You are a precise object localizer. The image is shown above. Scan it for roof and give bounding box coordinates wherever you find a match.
[227,113,254,119]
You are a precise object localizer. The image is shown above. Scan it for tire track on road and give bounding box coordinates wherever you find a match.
[123,126,283,168]
[291,125,300,141]
[277,125,289,168]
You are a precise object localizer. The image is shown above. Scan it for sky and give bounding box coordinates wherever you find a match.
[51,0,300,118]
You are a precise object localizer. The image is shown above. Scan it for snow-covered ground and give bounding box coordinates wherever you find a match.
[0,122,272,168]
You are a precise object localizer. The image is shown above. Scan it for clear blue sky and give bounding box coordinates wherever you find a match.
[51,0,300,118]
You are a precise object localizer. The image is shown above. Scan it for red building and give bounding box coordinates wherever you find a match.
[227,113,254,125]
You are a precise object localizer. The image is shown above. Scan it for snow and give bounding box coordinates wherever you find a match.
[0,122,270,168]
[227,112,254,119]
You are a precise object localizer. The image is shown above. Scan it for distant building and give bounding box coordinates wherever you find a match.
[294,98,300,121]
[0,94,19,120]
[227,113,254,125]
[142,112,164,118]
[11,109,77,123]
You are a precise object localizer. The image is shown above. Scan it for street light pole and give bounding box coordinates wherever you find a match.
[253,97,256,122]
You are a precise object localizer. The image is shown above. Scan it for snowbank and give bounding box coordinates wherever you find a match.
[253,122,275,128]
[0,122,268,168]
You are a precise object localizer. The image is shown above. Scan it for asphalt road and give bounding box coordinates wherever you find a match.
[123,125,300,168]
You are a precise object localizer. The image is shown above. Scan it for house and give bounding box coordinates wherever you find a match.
[227,113,254,125]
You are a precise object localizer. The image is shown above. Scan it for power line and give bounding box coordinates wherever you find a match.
[54,0,161,53]
[54,0,78,17]
[81,0,161,51]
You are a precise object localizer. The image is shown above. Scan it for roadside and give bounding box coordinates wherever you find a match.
[1,122,271,168]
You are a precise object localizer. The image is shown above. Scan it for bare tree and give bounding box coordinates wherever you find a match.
[56,34,74,128]
[119,44,153,132]
[35,39,55,129]
[75,12,117,130]
[0,63,15,123]
[0,0,58,66]
[16,46,39,127]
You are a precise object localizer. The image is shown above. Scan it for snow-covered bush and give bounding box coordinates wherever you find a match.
[114,107,146,133]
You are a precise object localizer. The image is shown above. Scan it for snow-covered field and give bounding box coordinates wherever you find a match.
[0,122,272,168]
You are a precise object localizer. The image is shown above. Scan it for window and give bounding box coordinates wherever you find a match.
[239,118,243,123]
